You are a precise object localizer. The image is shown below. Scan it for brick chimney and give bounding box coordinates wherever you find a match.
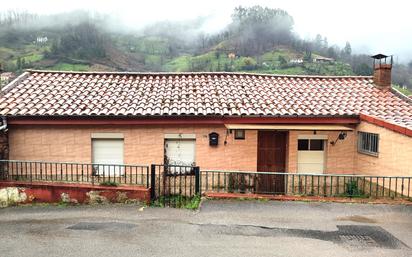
[372,54,392,90]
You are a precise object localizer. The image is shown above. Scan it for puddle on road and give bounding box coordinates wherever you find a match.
[67,222,137,231]
[195,223,409,250]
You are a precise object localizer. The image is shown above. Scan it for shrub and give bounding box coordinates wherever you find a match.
[99,181,118,187]
[345,180,363,197]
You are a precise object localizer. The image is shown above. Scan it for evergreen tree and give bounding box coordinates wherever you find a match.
[16,57,22,70]
[343,42,352,56]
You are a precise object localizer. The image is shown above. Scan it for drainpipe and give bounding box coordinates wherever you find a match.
[0,117,7,131]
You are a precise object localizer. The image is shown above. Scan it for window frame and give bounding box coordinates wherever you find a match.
[91,138,125,177]
[297,139,325,151]
[357,131,379,157]
[234,129,246,140]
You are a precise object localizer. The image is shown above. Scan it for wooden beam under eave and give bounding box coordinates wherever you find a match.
[6,116,360,126]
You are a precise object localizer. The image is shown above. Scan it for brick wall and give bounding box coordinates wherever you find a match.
[8,123,411,176]
[373,64,392,89]
[356,121,412,176]
[8,125,258,171]
[9,124,360,174]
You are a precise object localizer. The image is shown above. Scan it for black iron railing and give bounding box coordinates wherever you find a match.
[1,160,411,203]
[150,164,200,207]
[202,170,412,199]
[0,160,150,187]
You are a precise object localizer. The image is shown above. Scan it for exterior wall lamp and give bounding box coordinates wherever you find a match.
[330,131,347,146]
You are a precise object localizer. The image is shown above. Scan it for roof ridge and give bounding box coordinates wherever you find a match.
[25,69,373,79]
[1,71,30,94]
[391,87,412,105]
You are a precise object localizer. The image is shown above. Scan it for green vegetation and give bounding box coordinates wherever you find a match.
[99,181,119,187]
[0,7,410,91]
[343,181,368,198]
[393,85,412,95]
[151,194,201,209]
[49,62,90,71]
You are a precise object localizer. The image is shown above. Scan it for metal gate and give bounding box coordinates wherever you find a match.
[150,164,200,207]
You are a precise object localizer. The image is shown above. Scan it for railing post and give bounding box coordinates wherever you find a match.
[150,164,156,200]
[194,166,200,195]
[0,161,4,180]
[91,165,94,186]
[146,166,150,188]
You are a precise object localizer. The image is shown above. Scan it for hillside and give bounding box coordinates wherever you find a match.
[0,26,356,75]
[0,7,411,95]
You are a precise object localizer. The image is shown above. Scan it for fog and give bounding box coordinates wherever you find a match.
[2,0,412,62]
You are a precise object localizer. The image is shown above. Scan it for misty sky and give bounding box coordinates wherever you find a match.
[3,0,412,62]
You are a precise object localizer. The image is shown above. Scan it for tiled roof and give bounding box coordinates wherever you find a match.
[0,70,411,129]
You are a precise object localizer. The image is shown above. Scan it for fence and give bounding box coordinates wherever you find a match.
[1,160,411,204]
[202,170,412,199]
[0,160,150,187]
[150,164,200,207]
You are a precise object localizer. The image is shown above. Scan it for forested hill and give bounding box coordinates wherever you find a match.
[0,6,411,93]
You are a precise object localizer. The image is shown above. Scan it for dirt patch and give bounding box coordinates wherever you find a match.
[337,215,377,223]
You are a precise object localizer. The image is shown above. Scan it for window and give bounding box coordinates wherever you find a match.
[298,139,309,150]
[358,131,379,156]
[309,139,324,151]
[298,139,324,151]
[92,138,124,176]
[234,129,245,140]
[165,138,196,174]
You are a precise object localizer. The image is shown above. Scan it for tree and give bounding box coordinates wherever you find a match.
[57,22,107,59]
[327,46,338,59]
[314,34,323,51]
[240,57,257,70]
[323,37,328,49]
[408,61,412,71]
[303,51,312,63]
[230,6,294,56]
[343,42,352,56]
[278,55,287,67]
[16,57,22,70]
[343,42,352,55]
[353,63,372,76]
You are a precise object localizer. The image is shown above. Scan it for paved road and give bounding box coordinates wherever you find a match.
[0,200,411,257]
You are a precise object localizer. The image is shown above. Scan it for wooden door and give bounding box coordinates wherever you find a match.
[257,131,287,194]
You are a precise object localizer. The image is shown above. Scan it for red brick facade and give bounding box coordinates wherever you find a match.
[7,122,411,176]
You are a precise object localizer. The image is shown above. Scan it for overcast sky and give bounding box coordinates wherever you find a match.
[3,0,412,62]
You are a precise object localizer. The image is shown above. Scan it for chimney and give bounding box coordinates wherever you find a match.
[371,54,392,90]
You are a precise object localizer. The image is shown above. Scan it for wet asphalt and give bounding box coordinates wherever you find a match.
[0,200,411,257]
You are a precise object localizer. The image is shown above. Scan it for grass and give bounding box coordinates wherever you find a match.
[164,55,191,71]
[99,181,119,187]
[21,53,43,63]
[394,85,412,95]
[151,194,201,210]
[49,62,90,71]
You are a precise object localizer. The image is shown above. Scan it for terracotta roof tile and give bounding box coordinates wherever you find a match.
[1,71,412,128]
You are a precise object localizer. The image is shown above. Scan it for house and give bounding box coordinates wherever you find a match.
[313,56,335,63]
[0,54,410,184]
[0,72,15,86]
[289,59,303,64]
